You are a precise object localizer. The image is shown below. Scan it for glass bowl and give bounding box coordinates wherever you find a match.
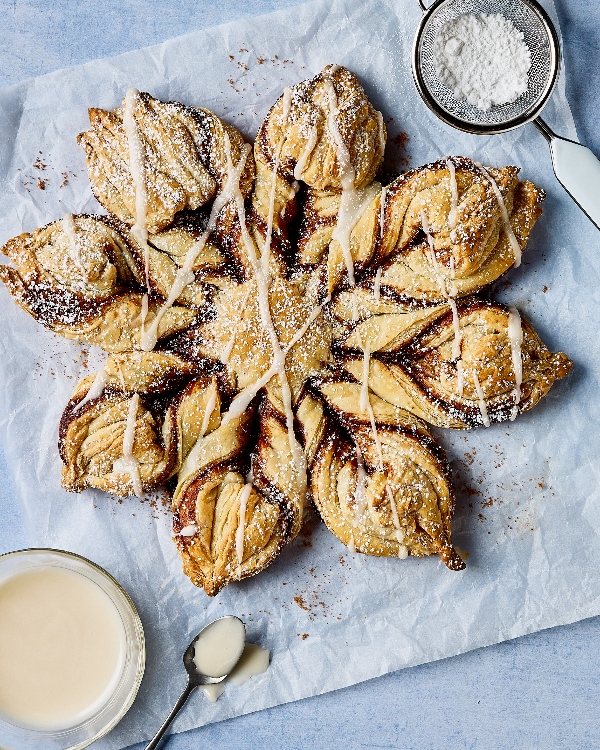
[0,548,145,750]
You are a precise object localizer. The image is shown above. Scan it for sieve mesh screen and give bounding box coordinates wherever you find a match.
[414,0,558,132]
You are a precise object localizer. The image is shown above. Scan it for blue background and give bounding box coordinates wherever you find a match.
[0,1,599,748]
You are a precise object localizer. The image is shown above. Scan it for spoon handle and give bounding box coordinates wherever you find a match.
[534,117,600,230]
[144,680,195,750]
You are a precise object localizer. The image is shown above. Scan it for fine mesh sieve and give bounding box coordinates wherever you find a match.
[410,0,600,228]
[412,0,560,134]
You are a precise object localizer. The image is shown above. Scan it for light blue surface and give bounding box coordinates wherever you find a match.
[1,1,599,748]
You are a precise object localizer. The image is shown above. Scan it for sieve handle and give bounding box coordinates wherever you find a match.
[417,0,429,11]
[534,117,600,230]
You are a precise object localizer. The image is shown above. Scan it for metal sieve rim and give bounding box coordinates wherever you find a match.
[411,0,561,135]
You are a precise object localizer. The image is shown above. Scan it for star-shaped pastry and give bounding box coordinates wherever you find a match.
[0,66,571,595]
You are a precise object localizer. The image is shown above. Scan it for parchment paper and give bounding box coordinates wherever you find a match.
[1,0,598,748]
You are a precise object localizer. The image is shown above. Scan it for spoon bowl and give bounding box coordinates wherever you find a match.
[183,616,246,685]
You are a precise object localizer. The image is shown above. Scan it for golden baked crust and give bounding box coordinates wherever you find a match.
[0,215,197,350]
[339,299,572,429]
[78,92,254,233]
[297,376,464,570]
[0,66,572,594]
[59,360,213,494]
[330,157,545,317]
[252,65,384,282]
[172,385,304,595]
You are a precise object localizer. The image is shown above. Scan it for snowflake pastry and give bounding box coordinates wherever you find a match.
[0,66,571,595]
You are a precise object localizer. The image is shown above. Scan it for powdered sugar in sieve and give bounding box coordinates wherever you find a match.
[412,0,559,134]
[433,13,532,112]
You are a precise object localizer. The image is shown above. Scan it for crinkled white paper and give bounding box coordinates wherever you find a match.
[0,1,598,748]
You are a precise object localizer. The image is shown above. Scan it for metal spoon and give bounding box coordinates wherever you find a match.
[144,616,246,750]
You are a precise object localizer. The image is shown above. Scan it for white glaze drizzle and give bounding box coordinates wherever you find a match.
[324,73,405,551]
[282,86,293,122]
[177,387,222,484]
[220,288,253,365]
[212,111,307,502]
[356,333,405,548]
[448,256,459,297]
[379,186,387,240]
[324,73,380,320]
[261,86,292,278]
[474,162,521,267]
[446,158,459,241]
[140,293,149,338]
[220,332,237,366]
[116,363,126,392]
[176,110,316,497]
[508,306,523,421]
[200,387,218,439]
[472,371,490,427]
[73,367,109,412]
[354,444,368,517]
[178,524,197,537]
[122,394,139,467]
[258,360,307,510]
[140,135,251,351]
[112,393,143,496]
[221,366,278,426]
[385,484,405,549]
[285,302,325,354]
[456,359,465,398]
[324,77,360,289]
[235,482,253,575]
[420,209,448,295]
[61,213,86,273]
[449,254,463,397]
[123,89,151,293]
[376,110,386,159]
[359,346,371,415]
[293,126,318,181]
[253,87,308,499]
[373,267,382,301]
[447,298,462,361]
[421,209,462,363]
[374,186,387,302]
[347,534,356,553]
[347,324,370,520]
[224,299,326,408]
